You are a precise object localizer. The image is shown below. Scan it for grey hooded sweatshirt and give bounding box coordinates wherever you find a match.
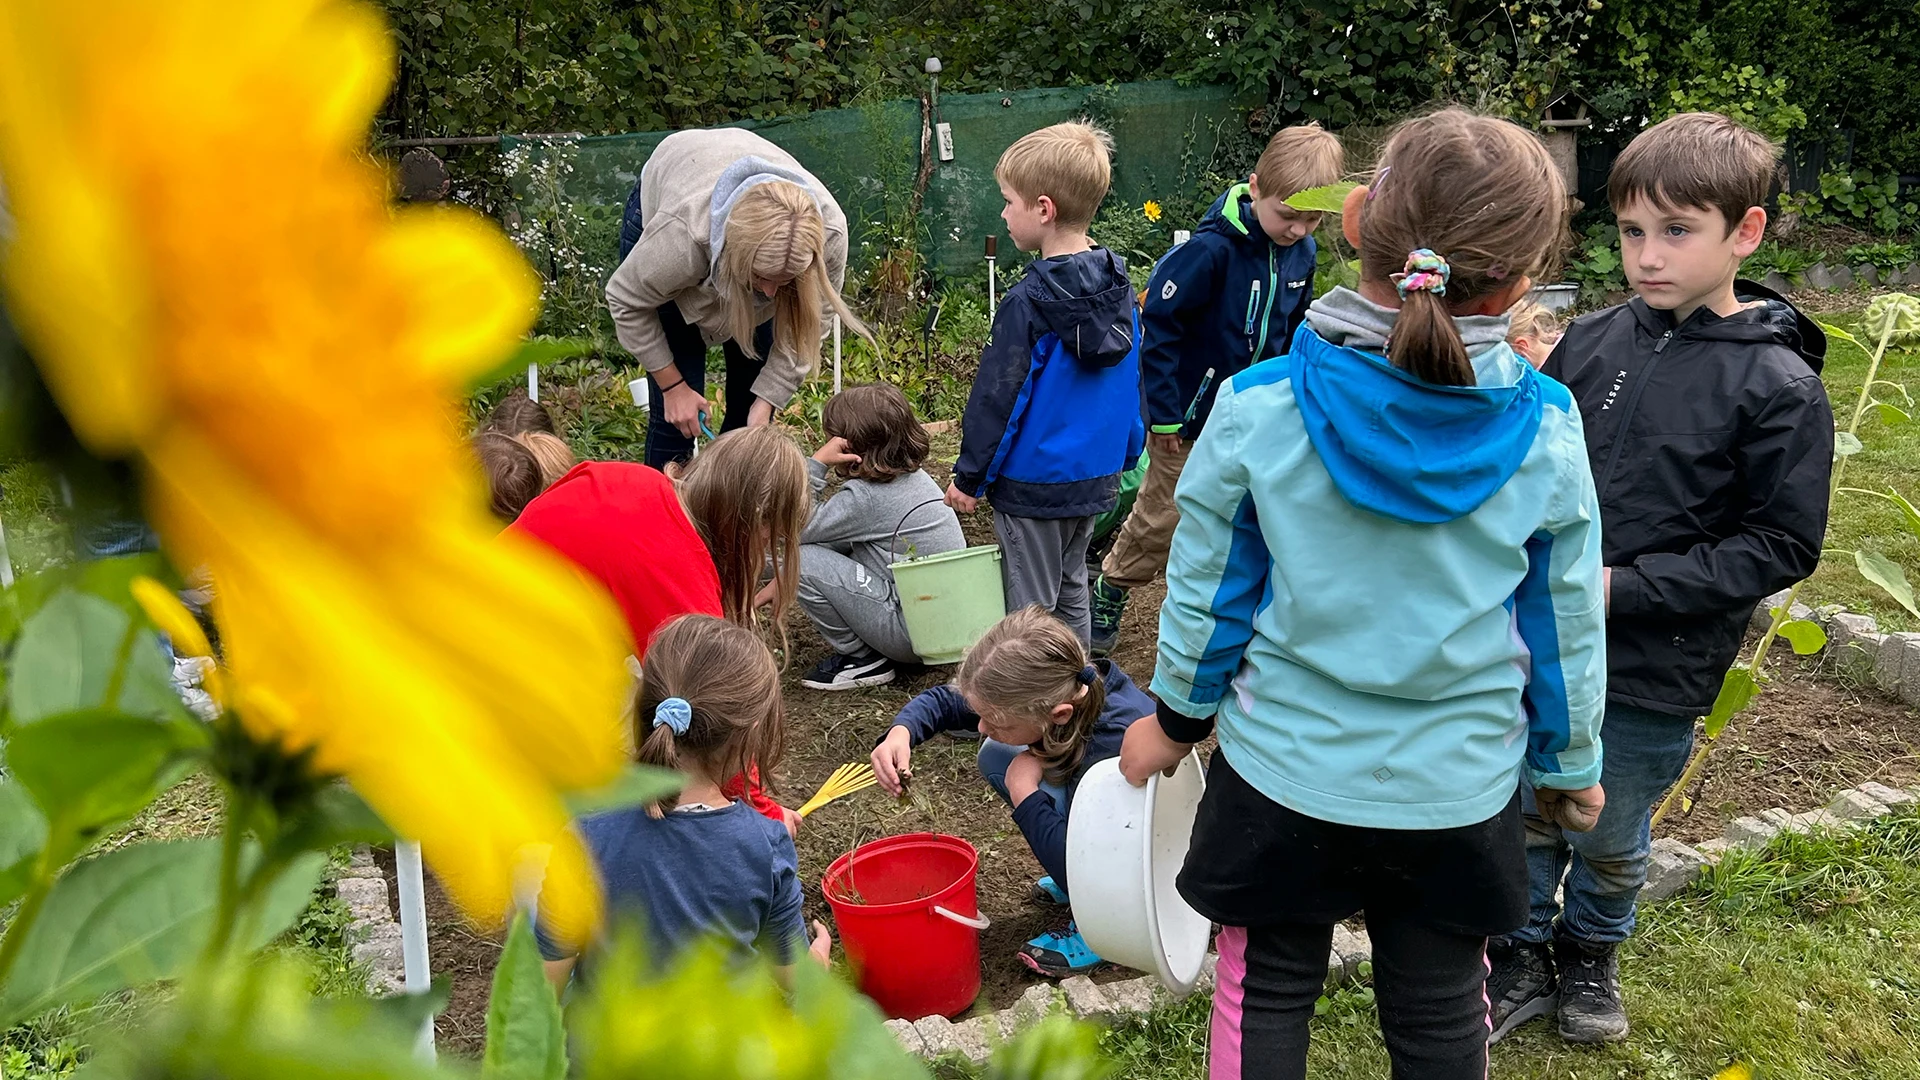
[605,128,849,409]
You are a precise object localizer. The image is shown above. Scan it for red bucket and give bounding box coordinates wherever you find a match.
[822,833,989,1020]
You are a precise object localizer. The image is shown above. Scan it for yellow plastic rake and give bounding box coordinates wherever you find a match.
[797,762,879,818]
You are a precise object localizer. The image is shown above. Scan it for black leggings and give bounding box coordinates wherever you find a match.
[617,179,772,470]
[1211,918,1491,1080]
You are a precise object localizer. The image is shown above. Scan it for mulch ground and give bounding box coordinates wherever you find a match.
[402,445,1920,1057]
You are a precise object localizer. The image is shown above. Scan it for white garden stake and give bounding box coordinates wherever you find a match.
[527,362,539,403]
[832,313,842,394]
[0,509,15,589]
[985,234,998,318]
[395,840,435,1061]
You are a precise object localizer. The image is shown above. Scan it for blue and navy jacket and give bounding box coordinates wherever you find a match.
[888,659,1154,890]
[953,248,1145,519]
[1142,184,1318,440]
[1152,290,1607,830]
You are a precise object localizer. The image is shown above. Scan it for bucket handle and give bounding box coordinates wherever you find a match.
[890,498,950,562]
[932,905,991,930]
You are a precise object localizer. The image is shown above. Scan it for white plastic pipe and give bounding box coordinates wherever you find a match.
[0,512,14,589]
[832,314,842,394]
[527,363,539,403]
[395,840,435,1061]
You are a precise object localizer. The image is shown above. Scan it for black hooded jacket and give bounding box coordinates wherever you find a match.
[1544,280,1834,716]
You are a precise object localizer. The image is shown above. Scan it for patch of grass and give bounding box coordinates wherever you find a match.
[1807,311,1920,631]
[1082,812,1920,1079]
[0,456,69,577]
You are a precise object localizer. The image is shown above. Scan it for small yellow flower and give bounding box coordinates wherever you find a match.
[1143,200,1164,223]
[0,0,630,945]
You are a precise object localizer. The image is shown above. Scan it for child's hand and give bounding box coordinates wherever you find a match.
[1535,783,1606,833]
[1149,432,1184,455]
[1602,567,1613,616]
[808,920,833,968]
[781,806,802,840]
[944,483,979,514]
[813,436,862,468]
[1005,751,1044,805]
[871,726,914,796]
[752,580,777,610]
[1119,714,1192,786]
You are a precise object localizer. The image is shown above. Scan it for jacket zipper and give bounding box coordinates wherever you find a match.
[1597,328,1674,494]
[1243,278,1261,355]
[1251,246,1280,361]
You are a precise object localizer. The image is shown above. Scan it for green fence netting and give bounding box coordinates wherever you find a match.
[501,80,1260,280]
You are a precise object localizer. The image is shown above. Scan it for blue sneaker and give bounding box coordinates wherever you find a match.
[1018,922,1103,977]
[1029,876,1069,906]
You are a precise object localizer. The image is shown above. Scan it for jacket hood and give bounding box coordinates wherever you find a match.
[1196,184,1269,251]
[1293,289,1544,524]
[1025,247,1137,368]
[1628,278,1827,374]
[706,154,826,270]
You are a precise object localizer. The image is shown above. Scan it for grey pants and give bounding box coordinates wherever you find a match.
[797,544,920,664]
[993,511,1094,643]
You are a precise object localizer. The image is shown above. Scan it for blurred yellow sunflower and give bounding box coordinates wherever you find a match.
[1142,200,1163,222]
[0,0,630,944]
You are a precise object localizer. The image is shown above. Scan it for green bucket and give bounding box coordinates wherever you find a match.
[890,546,1006,665]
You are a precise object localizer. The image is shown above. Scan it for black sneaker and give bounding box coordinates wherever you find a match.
[1089,575,1129,657]
[1554,932,1629,1043]
[1486,937,1557,1044]
[800,650,898,691]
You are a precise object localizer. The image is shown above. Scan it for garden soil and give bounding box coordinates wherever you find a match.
[405,447,1920,1057]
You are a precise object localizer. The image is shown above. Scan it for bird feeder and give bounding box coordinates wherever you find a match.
[1538,93,1591,199]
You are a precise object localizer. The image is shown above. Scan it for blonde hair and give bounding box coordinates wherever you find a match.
[634,614,786,817]
[995,122,1114,229]
[957,607,1108,785]
[716,181,872,375]
[1359,109,1567,386]
[512,430,575,488]
[1506,300,1561,345]
[671,425,809,659]
[1254,123,1346,200]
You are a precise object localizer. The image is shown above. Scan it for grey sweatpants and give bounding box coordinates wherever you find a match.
[797,544,920,664]
[993,511,1095,644]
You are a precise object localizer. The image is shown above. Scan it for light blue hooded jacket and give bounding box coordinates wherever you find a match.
[1151,287,1606,830]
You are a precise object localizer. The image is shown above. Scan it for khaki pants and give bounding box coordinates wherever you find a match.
[1099,437,1191,589]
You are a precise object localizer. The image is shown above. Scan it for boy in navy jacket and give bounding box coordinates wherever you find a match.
[947,122,1144,643]
[1090,125,1343,654]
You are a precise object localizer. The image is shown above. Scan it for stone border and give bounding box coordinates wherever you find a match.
[335,844,407,995]
[1748,591,1920,709]
[1756,263,1920,294]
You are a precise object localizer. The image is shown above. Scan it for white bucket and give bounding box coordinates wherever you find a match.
[1065,752,1210,995]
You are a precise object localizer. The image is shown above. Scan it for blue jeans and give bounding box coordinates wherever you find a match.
[617,181,770,470]
[1516,701,1696,945]
[976,740,1069,812]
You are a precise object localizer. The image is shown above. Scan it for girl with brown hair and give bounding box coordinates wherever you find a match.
[794,383,964,691]
[1120,108,1607,1078]
[538,614,829,989]
[607,128,872,468]
[869,605,1155,977]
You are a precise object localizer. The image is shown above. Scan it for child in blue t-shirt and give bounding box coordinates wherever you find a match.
[540,614,828,987]
[870,606,1154,977]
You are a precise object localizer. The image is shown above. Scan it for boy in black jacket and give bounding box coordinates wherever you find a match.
[1088,125,1344,655]
[1490,113,1834,1045]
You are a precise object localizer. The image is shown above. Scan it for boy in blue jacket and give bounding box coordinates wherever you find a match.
[1090,125,1344,655]
[946,122,1144,644]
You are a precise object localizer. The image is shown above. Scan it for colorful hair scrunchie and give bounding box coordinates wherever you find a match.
[655,696,694,735]
[1391,249,1450,298]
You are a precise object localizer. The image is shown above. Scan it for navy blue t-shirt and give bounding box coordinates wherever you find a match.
[539,800,807,969]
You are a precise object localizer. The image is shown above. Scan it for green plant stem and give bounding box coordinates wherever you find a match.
[99,617,141,714]
[0,851,57,989]
[202,788,253,967]
[1652,309,1901,828]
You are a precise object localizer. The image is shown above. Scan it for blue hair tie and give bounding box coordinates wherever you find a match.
[655,697,694,735]
[1078,664,1099,686]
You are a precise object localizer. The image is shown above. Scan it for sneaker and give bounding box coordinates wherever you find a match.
[1089,575,1130,657]
[1028,876,1069,906]
[1017,922,1102,977]
[1554,933,1629,1043]
[800,650,898,691]
[1485,937,1557,1045]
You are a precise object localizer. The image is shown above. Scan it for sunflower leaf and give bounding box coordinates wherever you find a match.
[470,336,597,393]
[0,782,49,907]
[1283,182,1359,214]
[7,589,183,726]
[483,912,567,1080]
[1856,550,1920,616]
[7,709,205,861]
[1777,618,1828,656]
[1702,668,1760,738]
[563,765,684,816]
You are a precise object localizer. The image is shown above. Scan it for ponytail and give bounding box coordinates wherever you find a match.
[632,615,786,817]
[957,607,1107,786]
[635,716,682,818]
[1386,250,1473,386]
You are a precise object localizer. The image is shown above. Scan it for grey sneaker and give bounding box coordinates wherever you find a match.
[1089,575,1129,657]
[1554,933,1629,1043]
[1486,937,1557,1044]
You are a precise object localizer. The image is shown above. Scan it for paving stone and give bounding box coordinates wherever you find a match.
[1694,837,1731,863]
[351,921,404,972]
[1831,788,1893,821]
[1759,807,1796,828]
[1726,815,1781,850]
[1641,838,1709,901]
[1786,808,1845,834]
[1059,975,1114,1020]
[912,1014,959,1057]
[1751,589,1796,632]
[347,845,378,874]
[1858,782,1918,809]
[1827,611,1880,650]
[884,1018,927,1054]
[1836,630,1888,681]
[1855,264,1882,288]
[1873,633,1920,704]
[1103,977,1159,1015]
[949,1016,996,1064]
[1761,271,1794,296]
[1011,983,1058,1026]
[1329,924,1371,981]
[335,876,392,922]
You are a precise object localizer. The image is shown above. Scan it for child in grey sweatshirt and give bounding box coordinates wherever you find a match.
[798,384,965,691]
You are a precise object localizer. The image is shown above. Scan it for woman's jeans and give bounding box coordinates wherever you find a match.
[617,181,772,470]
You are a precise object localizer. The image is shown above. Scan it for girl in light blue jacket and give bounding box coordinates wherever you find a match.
[1120,109,1607,1080]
